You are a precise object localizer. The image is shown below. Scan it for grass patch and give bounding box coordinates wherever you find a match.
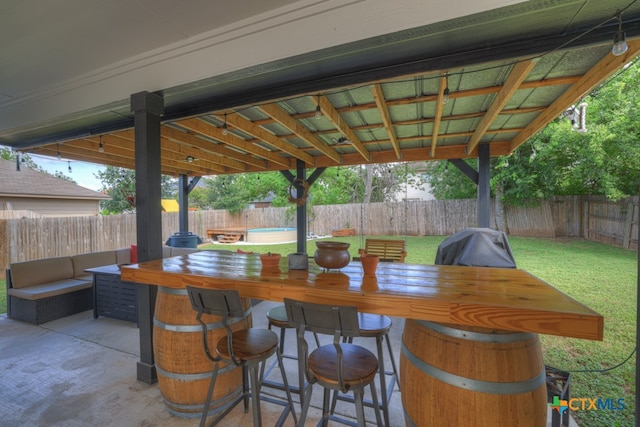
[202,235,637,426]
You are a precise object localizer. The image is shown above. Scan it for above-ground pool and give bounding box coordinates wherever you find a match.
[246,227,297,243]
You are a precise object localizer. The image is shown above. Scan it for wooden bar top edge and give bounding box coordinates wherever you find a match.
[121,252,604,341]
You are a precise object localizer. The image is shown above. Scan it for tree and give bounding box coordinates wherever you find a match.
[97,166,176,214]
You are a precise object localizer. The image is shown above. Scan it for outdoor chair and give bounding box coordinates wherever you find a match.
[358,239,407,263]
[186,286,297,427]
[284,298,382,427]
[330,312,399,427]
[261,304,321,396]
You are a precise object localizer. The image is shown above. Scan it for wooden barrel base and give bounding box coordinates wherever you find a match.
[401,319,547,427]
[153,286,252,418]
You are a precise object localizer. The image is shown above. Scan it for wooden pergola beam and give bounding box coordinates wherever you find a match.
[430,75,448,158]
[510,40,640,152]
[177,117,290,168]
[371,84,401,159]
[467,59,537,154]
[314,94,370,161]
[217,113,315,166]
[259,103,342,164]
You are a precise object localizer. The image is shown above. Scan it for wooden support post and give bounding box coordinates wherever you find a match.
[477,144,491,228]
[131,91,163,385]
[296,159,307,254]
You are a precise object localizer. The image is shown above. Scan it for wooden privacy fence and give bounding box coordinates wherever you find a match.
[1,195,637,277]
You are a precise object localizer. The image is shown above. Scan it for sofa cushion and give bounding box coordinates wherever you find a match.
[162,246,172,258]
[10,257,74,289]
[116,248,132,265]
[72,251,117,278]
[7,279,92,300]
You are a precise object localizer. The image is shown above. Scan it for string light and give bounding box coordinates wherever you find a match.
[98,136,104,153]
[314,95,322,119]
[56,144,61,160]
[67,161,72,173]
[442,73,450,104]
[612,13,628,56]
[222,114,228,136]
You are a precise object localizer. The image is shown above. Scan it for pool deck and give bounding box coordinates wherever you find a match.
[206,227,298,244]
[206,227,247,243]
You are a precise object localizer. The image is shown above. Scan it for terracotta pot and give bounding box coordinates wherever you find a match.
[314,241,350,270]
[361,275,378,291]
[361,254,379,275]
[260,253,281,268]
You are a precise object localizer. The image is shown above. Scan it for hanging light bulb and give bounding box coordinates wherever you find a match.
[56,144,61,160]
[68,161,72,173]
[314,95,322,119]
[612,14,628,56]
[442,74,450,104]
[98,136,104,153]
[222,114,229,136]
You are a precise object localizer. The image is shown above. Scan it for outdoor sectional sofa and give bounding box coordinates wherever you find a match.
[5,246,197,325]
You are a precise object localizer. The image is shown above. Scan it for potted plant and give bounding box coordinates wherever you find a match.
[260,252,281,268]
[360,253,380,275]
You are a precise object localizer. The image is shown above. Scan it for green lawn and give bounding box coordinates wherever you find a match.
[2,236,635,425]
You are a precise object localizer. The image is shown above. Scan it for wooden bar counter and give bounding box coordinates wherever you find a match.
[121,250,603,425]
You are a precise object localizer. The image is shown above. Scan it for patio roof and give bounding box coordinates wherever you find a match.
[2,1,640,176]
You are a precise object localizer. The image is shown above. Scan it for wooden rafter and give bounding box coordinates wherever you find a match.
[161,126,250,172]
[466,59,537,154]
[112,129,226,174]
[216,113,315,166]
[258,103,342,164]
[176,118,289,168]
[371,84,400,159]
[314,94,370,161]
[510,40,640,152]
[430,75,448,158]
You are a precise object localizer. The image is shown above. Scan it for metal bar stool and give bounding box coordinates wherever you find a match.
[186,286,297,427]
[262,304,321,395]
[284,298,382,427]
[331,313,400,427]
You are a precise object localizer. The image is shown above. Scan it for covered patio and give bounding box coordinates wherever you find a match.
[1,1,639,426]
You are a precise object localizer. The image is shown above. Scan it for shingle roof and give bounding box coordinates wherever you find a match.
[0,158,110,200]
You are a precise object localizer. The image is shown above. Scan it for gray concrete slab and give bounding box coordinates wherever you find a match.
[0,302,576,426]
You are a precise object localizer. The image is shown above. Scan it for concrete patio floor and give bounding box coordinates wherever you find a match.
[0,301,575,426]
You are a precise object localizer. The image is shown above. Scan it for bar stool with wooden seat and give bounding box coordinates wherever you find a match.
[186,286,297,427]
[331,312,399,427]
[262,304,321,395]
[284,298,382,427]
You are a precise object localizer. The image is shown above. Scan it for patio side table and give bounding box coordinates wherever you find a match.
[87,264,138,325]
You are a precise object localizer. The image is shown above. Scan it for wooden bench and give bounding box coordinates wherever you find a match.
[359,239,407,263]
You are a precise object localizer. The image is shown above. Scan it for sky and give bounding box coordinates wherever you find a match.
[29,154,105,192]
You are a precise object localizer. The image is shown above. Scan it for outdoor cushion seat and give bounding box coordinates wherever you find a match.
[7,279,92,300]
[9,256,75,289]
[72,250,118,281]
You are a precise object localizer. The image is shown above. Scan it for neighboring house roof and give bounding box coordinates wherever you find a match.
[0,158,110,200]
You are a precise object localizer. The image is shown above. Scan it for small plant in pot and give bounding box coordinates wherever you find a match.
[260,252,281,268]
[360,253,380,275]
